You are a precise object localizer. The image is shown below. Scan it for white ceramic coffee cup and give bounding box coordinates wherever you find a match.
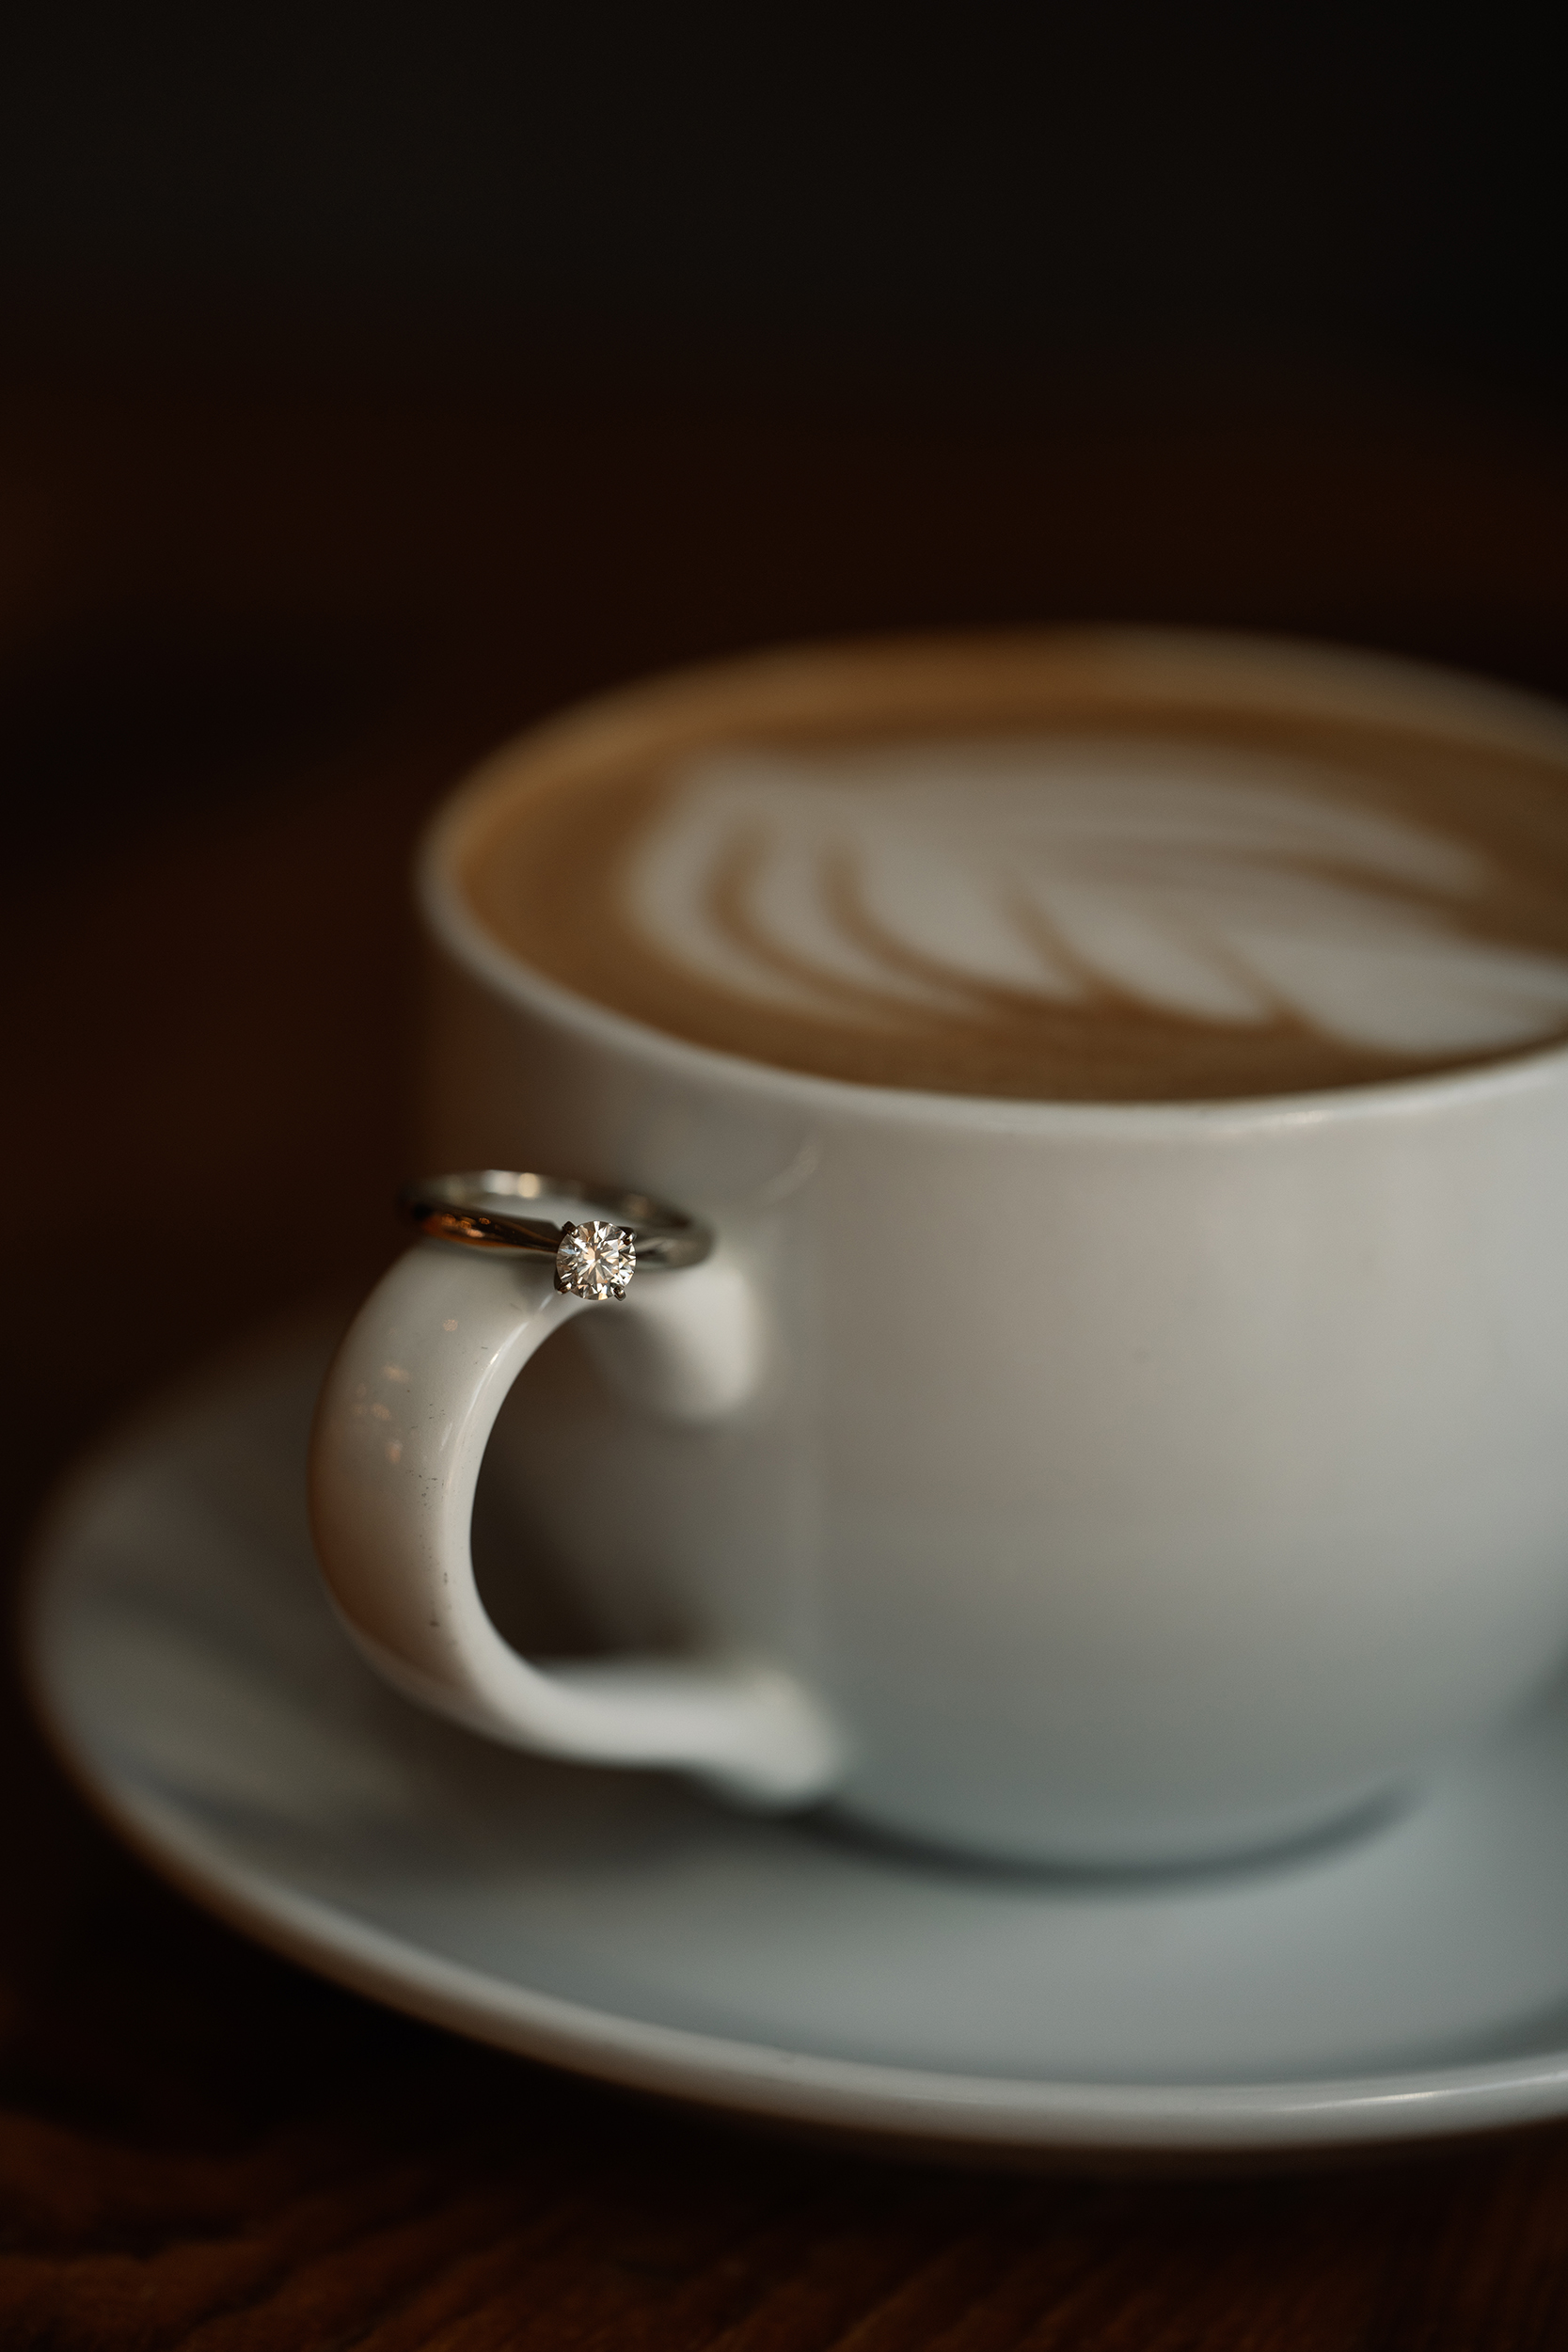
[310,631,1568,1868]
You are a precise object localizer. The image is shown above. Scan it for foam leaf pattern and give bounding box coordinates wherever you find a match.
[623,739,1568,1057]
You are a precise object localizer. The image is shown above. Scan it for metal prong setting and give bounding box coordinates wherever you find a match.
[554,1219,637,1300]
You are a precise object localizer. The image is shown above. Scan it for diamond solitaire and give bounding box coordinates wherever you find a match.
[554,1219,637,1300]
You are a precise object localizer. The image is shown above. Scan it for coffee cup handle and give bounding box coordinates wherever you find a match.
[308,1238,842,1804]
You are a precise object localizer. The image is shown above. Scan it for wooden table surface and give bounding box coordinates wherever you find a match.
[8,368,1568,2348]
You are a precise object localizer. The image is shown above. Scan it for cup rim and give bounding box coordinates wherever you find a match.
[418,625,1568,1139]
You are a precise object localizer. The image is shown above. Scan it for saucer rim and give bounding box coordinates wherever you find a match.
[27,1561,1568,2157]
[24,1333,1568,2160]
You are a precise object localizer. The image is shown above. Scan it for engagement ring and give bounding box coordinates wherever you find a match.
[398,1169,711,1300]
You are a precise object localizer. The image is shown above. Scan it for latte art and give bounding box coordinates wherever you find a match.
[626,740,1568,1060]
[454,636,1568,1100]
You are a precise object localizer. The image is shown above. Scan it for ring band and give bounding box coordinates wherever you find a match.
[398,1168,711,1298]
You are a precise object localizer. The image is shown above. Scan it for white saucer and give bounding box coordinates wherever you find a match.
[26,1327,1568,2162]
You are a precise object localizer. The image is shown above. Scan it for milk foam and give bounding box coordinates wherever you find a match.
[624,739,1568,1057]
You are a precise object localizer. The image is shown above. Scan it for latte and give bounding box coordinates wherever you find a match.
[454,635,1568,1101]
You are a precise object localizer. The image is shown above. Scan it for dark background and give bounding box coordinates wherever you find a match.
[6,6,1568,864]
[3,7,1565,402]
[8,16,1568,2346]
